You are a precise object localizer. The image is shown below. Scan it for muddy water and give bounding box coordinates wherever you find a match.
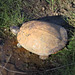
[0,37,56,75]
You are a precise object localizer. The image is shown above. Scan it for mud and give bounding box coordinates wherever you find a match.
[0,0,74,74]
[0,37,57,75]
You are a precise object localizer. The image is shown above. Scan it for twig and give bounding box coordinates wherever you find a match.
[0,65,27,74]
[4,54,12,67]
[0,62,75,74]
[0,45,12,74]
[45,62,75,72]
[0,44,75,74]
[0,45,27,74]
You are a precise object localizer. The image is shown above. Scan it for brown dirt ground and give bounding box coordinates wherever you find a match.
[0,0,75,75]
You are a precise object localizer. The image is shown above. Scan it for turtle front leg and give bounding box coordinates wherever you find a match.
[17,43,22,48]
[39,55,49,60]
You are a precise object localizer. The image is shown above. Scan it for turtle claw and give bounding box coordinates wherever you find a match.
[17,43,22,48]
[39,55,48,60]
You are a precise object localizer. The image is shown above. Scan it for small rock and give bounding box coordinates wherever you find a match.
[4,28,7,31]
[53,13,58,16]
[18,58,20,60]
[42,7,45,11]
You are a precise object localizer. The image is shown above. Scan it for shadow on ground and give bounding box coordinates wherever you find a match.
[0,16,75,75]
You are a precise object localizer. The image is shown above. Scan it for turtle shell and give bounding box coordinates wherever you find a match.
[17,21,67,56]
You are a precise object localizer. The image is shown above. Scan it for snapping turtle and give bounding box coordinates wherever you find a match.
[10,20,68,60]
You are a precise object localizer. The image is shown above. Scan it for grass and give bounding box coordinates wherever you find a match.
[46,32,75,75]
[57,0,75,27]
[0,0,75,75]
[45,0,56,12]
[66,12,75,27]
[0,0,30,28]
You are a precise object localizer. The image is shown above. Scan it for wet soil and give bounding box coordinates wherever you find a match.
[0,0,75,75]
[0,37,57,75]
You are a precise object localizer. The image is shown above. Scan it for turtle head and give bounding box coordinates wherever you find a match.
[10,26,20,35]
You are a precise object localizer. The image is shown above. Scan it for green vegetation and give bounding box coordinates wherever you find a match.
[57,0,75,27]
[0,0,75,75]
[0,0,28,28]
[47,31,75,75]
[45,0,50,4]
[45,0,56,12]
[45,0,75,27]
[66,12,75,27]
